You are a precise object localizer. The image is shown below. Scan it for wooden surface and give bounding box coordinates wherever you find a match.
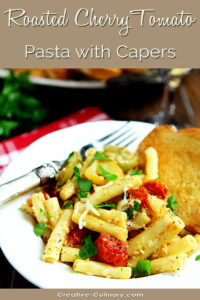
[1,68,200,288]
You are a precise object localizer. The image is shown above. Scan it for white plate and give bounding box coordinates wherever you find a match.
[0,121,199,289]
[0,69,106,89]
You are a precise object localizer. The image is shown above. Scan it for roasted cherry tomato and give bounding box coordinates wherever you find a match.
[95,233,128,266]
[128,187,148,205]
[67,228,88,247]
[142,179,168,200]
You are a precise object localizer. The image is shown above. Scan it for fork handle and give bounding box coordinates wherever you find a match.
[0,171,40,208]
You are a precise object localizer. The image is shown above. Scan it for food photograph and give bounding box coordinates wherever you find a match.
[1,68,200,289]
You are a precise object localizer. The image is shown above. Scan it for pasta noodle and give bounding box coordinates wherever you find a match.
[21,143,200,280]
[73,259,132,279]
[43,209,73,263]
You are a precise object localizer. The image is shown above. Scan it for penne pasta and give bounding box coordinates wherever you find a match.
[31,192,48,224]
[89,176,143,205]
[73,259,132,279]
[128,214,185,267]
[150,254,187,274]
[74,202,127,228]
[43,209,73,263]
[45,197,61,225]
[22,143,200,280]
[127,211,151,231]
[60,180,76,201]
[61,247,80,263]
[145,147,158,180]
[72,210,128,241]
[157,235,197,257]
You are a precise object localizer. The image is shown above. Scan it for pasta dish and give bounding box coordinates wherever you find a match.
[21,143,200,279]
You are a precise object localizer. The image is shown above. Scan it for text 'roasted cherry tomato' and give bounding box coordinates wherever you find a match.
[95,233,128,266]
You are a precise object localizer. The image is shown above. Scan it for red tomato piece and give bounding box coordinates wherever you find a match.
[28,197,33,207]
[128,187,148,202]
[44,192,51,200]
[142,179,168,200]
[95,233,128,267]
[67,228,88,247]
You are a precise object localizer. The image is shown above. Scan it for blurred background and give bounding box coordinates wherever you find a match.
[0,68,200,143]
[1,67,200,287]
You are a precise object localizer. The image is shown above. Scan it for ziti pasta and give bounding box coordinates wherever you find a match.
[22,144,199,279]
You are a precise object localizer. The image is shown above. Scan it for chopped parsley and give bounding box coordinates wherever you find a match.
[132,260,151,278]
[74,167,92,199]
[65,152,74,166]
[131,170,143,176]
[158,175,161,180]
[62,201,73,209]
[125,201,140,219]
[91,151,110,162]
[74,166,80,185]
[167,195,177,214]
[195,255,200,261]
[77,235,97,259]
[33,222,47,236]
[78,177,92,192]
[40,208,51,219]
[99,165,117,181]
[93,203,116,209]
[125,206,134,220]
[133,200,141,213]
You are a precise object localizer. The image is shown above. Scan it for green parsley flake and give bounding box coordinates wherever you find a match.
[65,152,74,166]
[78,178,92,193]
[40,208,51,219]
[99,165,118,181]
[131,170,142,176]
[74,166,80,185]
[62,201,73,209]
[94,203,116,208]
[125,206,134,220]
[133,200,140,213]
[74,167,92,199]
[167,195,177,213]
[78,235,97,259]
[91,151,110,162]
[33,222,47,236]
[132,260,151,278]
[195,255,200,261]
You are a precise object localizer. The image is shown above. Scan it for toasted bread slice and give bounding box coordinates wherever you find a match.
[137,125,200,233]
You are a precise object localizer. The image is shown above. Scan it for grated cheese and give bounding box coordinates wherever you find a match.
[78,199,100,229]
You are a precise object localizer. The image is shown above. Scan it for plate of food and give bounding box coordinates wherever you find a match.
[0,120,200,289]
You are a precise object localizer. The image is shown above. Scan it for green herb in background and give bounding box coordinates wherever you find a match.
[0,71,48,140]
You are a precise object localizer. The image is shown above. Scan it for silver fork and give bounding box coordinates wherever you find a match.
[0,122,139,207]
